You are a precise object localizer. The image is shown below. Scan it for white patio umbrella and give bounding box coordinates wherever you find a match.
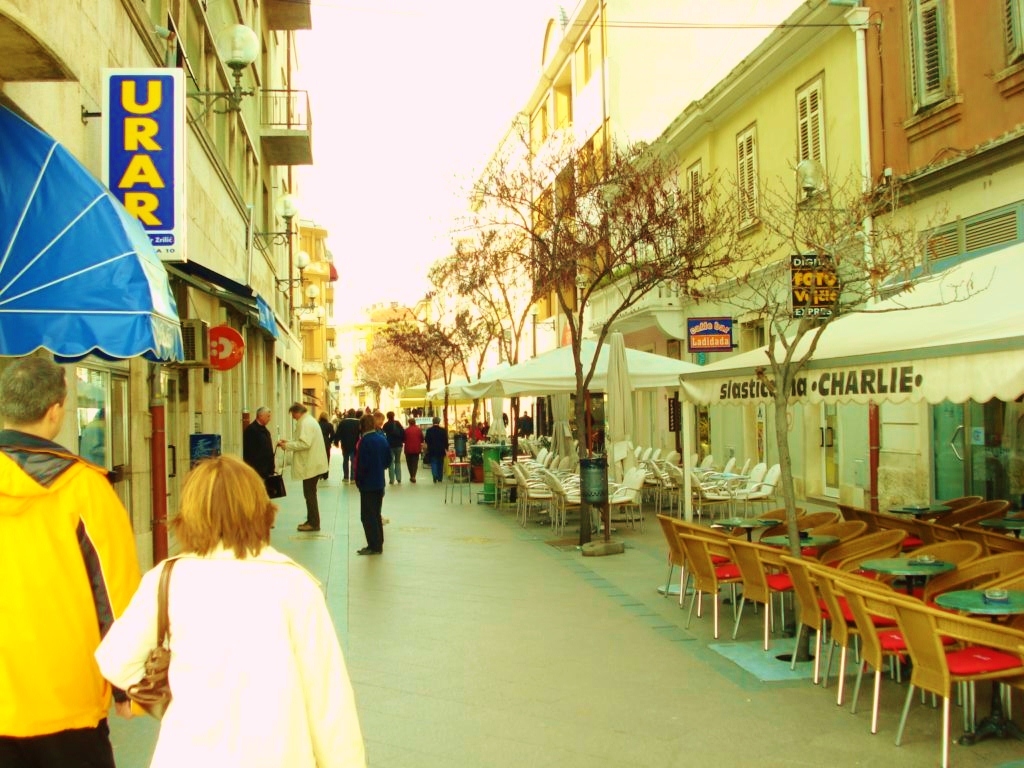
[550,393,572,457]
[605,332,634,481]
[487,396,508,440]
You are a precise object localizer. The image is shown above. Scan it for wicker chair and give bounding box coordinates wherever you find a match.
[656,514,686,607]
[817,529,907,571]
[728,539,792,650]
[677,532,742,638]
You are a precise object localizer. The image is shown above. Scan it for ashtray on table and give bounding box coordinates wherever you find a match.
[983,589,1010,604]
[910,555,936,565]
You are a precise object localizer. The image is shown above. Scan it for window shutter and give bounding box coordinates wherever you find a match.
[1007,0,1024,63]
[908,0,949,110]
[796,80,824,164]
[736,130,757,223]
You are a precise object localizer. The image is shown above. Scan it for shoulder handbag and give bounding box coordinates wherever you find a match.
[265,447,287,499]
[126,557,177,719]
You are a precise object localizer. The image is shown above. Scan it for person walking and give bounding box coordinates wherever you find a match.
[354,412,390,555]
[424,416,449,484]
[403,416,423,483]
[381,411,405,485]
[242,406,275,481]
[0,356,140,768]
[317,412,334,481]
[336,409,360,484]
[278,403,329,532]
[95,455,366,768]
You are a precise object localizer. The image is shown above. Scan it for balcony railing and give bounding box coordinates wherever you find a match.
[260,89,313,166]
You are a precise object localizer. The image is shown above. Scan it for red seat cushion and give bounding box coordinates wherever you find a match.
[819,596,898,627]
[766,573,793,591]
[900,536,924,549]
[715,564,741,580]
[946,647,1023,676]
[711,554,730,565]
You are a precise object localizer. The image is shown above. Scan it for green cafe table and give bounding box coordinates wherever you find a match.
[712,516,776,542]
[933,589,1024,745]
[979,515,1024,538]
[859,557,956,594]
[762,533,839,550]
[889,503,951,518]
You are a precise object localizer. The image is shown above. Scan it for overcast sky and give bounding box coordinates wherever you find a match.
[296,1,797,322]
[296,0,557,320]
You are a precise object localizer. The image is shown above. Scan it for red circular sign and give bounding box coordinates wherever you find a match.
[208,325,245,371]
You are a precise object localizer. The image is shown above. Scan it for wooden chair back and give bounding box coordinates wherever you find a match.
[940,499,1011,528]
[810,520,869,542]
[922,551,1024,603]
[818,528,907,570]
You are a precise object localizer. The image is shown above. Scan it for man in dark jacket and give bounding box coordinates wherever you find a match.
[317,412,334,481]
[355,411,391,555]
[424,417,449,483]
[335,409,361,483]
[381,411,405,485]
[242,406,275,479]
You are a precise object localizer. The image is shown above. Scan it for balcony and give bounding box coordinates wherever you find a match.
[260,90,313,166]
[264,0,312,31]
[0,12,73,80]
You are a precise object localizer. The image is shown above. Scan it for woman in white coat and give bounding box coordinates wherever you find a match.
[95,455,365,768]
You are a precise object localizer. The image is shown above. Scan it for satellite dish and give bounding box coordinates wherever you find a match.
[796,159,825,195]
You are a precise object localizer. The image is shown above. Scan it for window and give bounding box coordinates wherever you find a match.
[1006,0,1024,64]
[907,0,952,111]
[687,160,703,229]
[576,32,594,88]
[796,78,825,165]
[736,126,758,225]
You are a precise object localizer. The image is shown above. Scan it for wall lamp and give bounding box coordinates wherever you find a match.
[295,283,323,316]
[258,194,300,249]
[276,250,310,292]
[190,24,259,117]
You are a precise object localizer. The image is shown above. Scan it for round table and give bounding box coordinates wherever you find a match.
[859,557,956,594]
[934,588,1024,615]
[889,504,951,518]
[979,516,1024,537]
[712,517,775,542]
[762,534,839,549]
[932,589,1024,745]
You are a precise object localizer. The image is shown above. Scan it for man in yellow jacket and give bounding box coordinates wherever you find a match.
[0,357,140,767]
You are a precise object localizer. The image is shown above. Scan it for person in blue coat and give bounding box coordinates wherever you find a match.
[354,411,391,555]
[423,417,449,483]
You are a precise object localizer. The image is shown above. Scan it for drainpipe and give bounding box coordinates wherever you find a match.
[849,5,879,507]
[150,392,168,563]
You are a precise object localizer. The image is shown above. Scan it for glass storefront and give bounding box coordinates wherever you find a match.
[933,399,1024,509]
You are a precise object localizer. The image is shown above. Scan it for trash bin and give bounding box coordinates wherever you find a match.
[482,444,502,504]
[453,432,468,459]
[579,456,608,504]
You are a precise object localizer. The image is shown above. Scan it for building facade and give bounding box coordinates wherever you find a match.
[0,0,323,566]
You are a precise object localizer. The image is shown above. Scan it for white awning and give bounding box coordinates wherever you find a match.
[680,244,1024,406]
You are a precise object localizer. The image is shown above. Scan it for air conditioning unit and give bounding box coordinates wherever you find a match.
[179,319,210,366]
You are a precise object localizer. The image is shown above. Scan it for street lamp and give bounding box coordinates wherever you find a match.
[190,24,259,116]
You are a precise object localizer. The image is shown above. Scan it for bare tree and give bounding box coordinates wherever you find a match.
[464,122,740,544]
[718,170,934,554]
[354,340,422,407]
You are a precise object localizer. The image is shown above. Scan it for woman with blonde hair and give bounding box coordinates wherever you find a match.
[95,455,365,767]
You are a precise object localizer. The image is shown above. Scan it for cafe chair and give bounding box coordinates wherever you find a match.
[736,463,780,515]
[802,520,869,556]
[677,532,742,639]
[854,508,930,549]
[657,514,687,607]
[937,495,984,512]
[780,555,829,685]
[511,462,553,528]
[817,529,907,571]
[922,552,1024,605]
[728,539,793,650]
[663,450,681,466]
[955,525,1024,556]
[487,458,517,511]
[662,462,688,518]
[721,456,737,475]
[887,594,1024,768]
[841,579,955,737]
[690,470,733,521]
[805,560,866,706]
[939,499,1011,528]
[608,466,647,531]
[537,467,579,537]
[760,510,841,539]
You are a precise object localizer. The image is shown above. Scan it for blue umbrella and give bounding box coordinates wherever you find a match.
[0,105,183,362]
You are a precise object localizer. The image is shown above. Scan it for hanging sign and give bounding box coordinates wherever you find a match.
[101,68,186,261]
[208,325,245,371]
[791,253,839,318]
[687,317,733,353]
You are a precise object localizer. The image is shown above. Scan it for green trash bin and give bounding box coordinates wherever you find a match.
[482,445,502,504]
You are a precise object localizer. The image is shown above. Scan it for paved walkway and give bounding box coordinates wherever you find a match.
[110,453,1023,767]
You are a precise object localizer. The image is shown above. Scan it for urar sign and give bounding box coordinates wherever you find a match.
[791,254,839,318]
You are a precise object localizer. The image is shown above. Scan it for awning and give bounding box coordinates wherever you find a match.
[168,260,278,339]
[679,244,1024,406]
[255,294,278,338]
[459,340,703,399]
[0,104,183,362]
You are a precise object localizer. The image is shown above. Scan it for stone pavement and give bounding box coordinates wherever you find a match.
[109,452,1024,767]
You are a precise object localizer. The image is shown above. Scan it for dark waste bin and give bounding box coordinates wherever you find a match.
[453,433,468,459]
[579,456,608,504]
